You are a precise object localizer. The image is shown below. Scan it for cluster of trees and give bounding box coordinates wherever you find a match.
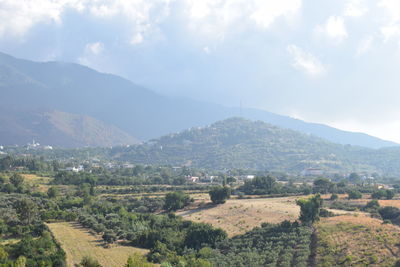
[163,192,192,212]
[239,175,311,195]
[76,199,227,264]
[191,221,312,267]
[0,173,30,194]
[52,165,204,186]
[0,155,60,172]
[0,194,66,266]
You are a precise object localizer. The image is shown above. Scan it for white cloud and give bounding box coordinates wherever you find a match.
[249,0,301,28]
[287,44,326,76]
[356,36,373,55]
[318,16,348,43]
[0,0,84,37]
[344,0,368,17]
[183,0,302,41]
[86,42,104,55]
[0,0,170,44]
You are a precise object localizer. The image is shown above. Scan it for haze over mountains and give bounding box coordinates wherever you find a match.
[0,51,397,149]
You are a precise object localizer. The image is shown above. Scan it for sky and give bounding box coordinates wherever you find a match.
[1,0,400,142]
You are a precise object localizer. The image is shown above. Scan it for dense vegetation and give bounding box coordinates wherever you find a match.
[202,221,312,267]
[103,118,400,174]
[0,194,66,266]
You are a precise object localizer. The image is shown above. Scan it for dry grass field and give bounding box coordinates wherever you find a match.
[177,196,301,236]
[21,173,52,192]
[47,222,149,267]
[316,214,400,266]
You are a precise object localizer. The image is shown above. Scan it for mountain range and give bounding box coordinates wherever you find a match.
[0,51,397,149]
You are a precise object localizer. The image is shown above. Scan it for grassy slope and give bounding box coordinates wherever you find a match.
[316,214,400,266]
[177,196,300,236]
[47,222,148,267]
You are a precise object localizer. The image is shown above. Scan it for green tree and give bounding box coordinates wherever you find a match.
[163,191,191,212]
[348,190,362,199]
[296,194,323,224]
[209,186,231,204]
[184,223,227,250]
[313,178,333,194]
[125,253,153,267]
[47,186,59,198]
[10,173,24,188]
[75,256,102,267]
[15,198,38,225]
[15,256,27,267]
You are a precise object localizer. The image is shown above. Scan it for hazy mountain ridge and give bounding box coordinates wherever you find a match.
[110,117,393,173]
[0,109,137,147]
[0,51,397,148]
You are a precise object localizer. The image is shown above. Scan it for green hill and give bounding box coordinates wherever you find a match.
[111,117,392,173]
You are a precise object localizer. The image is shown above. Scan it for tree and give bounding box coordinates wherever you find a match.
[75,256,102,267]
[209,186,231,204]
[125,253,153,267]
[47,187,59,198]
[15,198,38,225]
[348,173,361,184]
[330,193,338,201]
[313,178,333,194]
[348,190,362,199]
[102,230,117,244]
[386,190,395,200]
[163,191,191,212]
[184,223,227,250]
[10,173,24,188]
[296,194,323,224]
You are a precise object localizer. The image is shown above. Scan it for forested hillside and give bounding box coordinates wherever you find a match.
[110,118,389,172]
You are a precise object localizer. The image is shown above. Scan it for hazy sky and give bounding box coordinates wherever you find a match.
[1,0,400,142]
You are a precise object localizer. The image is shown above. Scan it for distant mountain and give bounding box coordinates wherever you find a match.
[0,109,137,148]
[0,51,397,148]
[109,117,385,172]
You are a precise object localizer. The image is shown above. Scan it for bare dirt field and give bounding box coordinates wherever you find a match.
[47,222,148,267]
[177,196,301,236]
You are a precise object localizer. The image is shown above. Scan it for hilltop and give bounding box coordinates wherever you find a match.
[110,118,385,172]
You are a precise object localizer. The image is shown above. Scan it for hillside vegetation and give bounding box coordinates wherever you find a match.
[110,118,400,173]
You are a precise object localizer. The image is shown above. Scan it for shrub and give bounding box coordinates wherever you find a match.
[347,190,362,200]
[163,192,191,212]
[209,187,231,204]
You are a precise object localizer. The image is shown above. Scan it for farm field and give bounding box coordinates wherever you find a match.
[21,173,52,192]
[316,214,400,266]
[177,196,301,236]
[47,222,148,267]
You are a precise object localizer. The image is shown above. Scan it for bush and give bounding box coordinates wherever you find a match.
[209,187,231,204]
[330,194,338,201]
[319,208,334,217]
[347,190,362,199]
[163,191,191,212]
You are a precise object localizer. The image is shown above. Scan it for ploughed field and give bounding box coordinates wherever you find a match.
[47,222,148,267]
